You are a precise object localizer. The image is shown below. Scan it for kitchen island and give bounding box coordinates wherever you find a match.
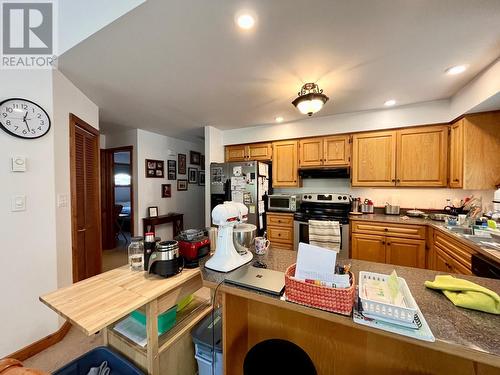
[201,247,500,375]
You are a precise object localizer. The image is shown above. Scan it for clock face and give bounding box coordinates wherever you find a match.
[0,98,51,139]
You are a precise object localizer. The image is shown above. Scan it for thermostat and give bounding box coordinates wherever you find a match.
[11,156,26,172]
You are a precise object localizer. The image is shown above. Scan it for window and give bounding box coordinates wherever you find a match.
[114,173,131,186]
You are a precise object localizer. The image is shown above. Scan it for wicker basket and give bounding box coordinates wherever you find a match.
[284,264,355,315]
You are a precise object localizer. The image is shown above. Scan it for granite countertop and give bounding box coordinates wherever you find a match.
[350,213,500,264]
[201,247,500,364]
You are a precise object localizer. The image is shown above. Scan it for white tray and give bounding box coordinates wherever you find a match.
[359,271,418,324]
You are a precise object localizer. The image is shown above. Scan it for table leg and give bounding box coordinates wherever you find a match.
[146,299,159,375]
[102,327,108,346]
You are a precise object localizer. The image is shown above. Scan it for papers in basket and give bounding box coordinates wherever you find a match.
[295,243,350,288]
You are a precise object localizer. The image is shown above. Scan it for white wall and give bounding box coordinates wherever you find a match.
[204,126,224,226]
[136,129,205,238]
[52,69,99,290]
[0,70,58,357]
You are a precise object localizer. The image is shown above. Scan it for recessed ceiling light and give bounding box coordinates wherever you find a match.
[445,65,467,75]
[236,14,255,30]
[384,99,396,107]
[275,116,284,123]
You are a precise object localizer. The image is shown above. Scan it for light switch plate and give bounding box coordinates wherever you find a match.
[11,156,26,172]
[57,194,68,208]
[11,195,26,212]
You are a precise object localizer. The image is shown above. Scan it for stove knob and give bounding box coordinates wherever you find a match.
[343,196,347,200]
[338,196,342,200]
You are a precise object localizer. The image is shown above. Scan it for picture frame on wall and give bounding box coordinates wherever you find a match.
[167,160,176,180]
[178,153,187,174]
[161,184,171,198]
[200,155,205,171]
[177,179,188,191]
[145,159,164,178]
[148,206,159,217]
[198,171,205,186]
[188,167,198,184]
[190,151,201,165]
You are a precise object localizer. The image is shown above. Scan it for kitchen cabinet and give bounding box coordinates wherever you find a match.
[351,220,426,268]
[351,130,397,186]
[298,135,350,167]
[449,112,500,189]
[266,212,294,250]
[272,140,299,187]
[433,229,475,275]
[396,125,448,187]
[225,142,272,162]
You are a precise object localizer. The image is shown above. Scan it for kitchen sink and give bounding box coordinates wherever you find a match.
[446,226,474,235]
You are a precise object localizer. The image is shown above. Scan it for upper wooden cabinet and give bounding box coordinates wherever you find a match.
[449,112,500,189]
[299,135,350,168]
[225,142,272,162]
[272,140,299,187]
[351,130,397,186]
[396,125,448,187]
[352,126,448,187]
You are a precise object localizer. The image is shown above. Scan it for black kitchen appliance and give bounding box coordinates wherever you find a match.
[471,253,500,279]
[148,240,184,277]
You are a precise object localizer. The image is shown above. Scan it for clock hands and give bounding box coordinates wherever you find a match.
[23,111,31,132]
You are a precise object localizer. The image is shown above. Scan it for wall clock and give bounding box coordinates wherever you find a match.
[0,98,51,139]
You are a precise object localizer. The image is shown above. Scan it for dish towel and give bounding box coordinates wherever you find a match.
[424,275,500,315]
[308,220,340,251]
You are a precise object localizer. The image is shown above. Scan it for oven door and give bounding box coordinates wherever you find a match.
[293,219,349,256]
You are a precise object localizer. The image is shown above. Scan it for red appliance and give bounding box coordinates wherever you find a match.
[177,237,210,268]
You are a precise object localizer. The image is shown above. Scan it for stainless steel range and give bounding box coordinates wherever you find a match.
[293,193,351,255]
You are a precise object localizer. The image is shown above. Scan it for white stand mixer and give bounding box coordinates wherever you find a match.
[205,201,253,272]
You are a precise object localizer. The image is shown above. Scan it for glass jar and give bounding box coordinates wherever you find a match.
[128,236,144,271]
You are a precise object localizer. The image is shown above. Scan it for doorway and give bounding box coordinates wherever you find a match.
[100,146,134,271]
[69,114,102,282]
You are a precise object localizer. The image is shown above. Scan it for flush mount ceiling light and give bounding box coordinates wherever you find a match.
[236,13,255,30]
[445,65,467,75]
[384,99,396,107]
[291,83,329,116]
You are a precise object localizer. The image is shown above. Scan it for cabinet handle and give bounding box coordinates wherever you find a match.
[387,242,391,245]
[278,233,281,236]
[381,241,385,245]
[384,228,388,231]
[391,179,395,182]
[453,179,459,182]
[396,179,401,183]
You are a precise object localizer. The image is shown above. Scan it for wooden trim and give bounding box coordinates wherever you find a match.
[5,322,71,361]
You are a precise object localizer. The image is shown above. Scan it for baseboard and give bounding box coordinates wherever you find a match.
[5,321,72,362]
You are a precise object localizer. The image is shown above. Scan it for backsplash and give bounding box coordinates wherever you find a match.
[273,178,495,211]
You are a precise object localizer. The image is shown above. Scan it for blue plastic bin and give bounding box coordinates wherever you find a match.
[53,346,143,375]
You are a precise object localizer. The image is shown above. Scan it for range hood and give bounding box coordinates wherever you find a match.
[299,167,350,179]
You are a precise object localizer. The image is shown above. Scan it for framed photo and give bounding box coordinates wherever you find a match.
[145,159,164,178]
[188,167,198,184]
[167,160,176,180]
[177,179,188,191]
[161,184,171,198]
[178,153,186,174]
[198,171,205,186]
[190,151,201,165]
[148,206,159,217]
[200,155,205,171]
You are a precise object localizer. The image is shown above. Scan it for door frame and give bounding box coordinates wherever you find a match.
[101,146,135,249]
[69,113,102,282]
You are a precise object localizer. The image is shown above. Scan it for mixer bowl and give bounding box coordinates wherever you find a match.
[233,224,257,255]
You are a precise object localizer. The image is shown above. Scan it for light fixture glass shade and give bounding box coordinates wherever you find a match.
[292,83,329,116]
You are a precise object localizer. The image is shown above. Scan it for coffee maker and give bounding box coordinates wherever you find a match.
[148,240,184,277]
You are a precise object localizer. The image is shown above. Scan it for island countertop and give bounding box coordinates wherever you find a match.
[201,248,500,367]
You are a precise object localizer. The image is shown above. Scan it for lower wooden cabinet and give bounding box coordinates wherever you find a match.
[432,229,474,275]
[351,233,386,263]
[267,212,294,250]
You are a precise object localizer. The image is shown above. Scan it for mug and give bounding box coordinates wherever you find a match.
[255,236,270,255]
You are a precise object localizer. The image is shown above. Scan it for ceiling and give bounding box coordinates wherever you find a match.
[59,0,500,139]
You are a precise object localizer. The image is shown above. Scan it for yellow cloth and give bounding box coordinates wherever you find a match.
[424,275,500,315]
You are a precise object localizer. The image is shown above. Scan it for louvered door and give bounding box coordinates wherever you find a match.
[71,114,101,281]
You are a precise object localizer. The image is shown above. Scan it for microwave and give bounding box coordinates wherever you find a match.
[268,194,300,212]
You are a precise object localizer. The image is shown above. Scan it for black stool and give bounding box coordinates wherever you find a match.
[243,339,317,375]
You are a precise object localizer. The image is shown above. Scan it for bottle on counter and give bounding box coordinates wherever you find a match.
[128,236,144,271]
[144,232,156,271]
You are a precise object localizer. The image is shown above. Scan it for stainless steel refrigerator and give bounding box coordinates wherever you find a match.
[210,161,271,234]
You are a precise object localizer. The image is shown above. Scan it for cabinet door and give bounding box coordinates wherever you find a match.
[225,145,247,162]
[449,119,464,188]
[299,138,323,167]
[351,131,396,186]
[248,143,272,161]
[272,140,299,187]
[351,233,386,263]
[323,135,350,166]
[267,226,293,244]
[434,248,453,273]
[385,238,425,268]
[396,125,448,187]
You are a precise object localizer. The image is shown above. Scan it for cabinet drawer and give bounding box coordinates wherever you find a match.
[267,213,294,227]
[351,221,426,240]
[268,226,293,244]
[434,230,475,270]
[270,241,294,250]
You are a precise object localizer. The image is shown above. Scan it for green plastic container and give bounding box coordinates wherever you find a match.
[131,305,177,335]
